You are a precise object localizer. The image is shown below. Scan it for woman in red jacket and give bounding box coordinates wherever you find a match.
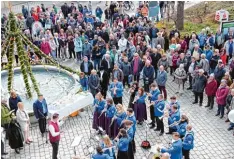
[215,79,230,118]
[40,38,51,63]
[205,74,218,110]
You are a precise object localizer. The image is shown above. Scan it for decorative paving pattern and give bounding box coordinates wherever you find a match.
[2,59,234,159]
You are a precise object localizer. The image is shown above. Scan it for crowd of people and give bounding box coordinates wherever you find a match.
[1,1,234,159]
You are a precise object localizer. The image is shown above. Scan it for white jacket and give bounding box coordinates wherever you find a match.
[16,109,29,131]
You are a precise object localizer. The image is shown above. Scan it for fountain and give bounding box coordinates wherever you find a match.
[1,65,94,122]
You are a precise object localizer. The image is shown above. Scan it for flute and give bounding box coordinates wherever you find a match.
[98,104,108,118]
[132,95,139,104]
[109,115,117,127]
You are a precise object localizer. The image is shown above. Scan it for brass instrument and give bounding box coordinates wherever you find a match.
[132,95,139,104]
[98,104,108,118]
[109,115,117,128]
[167,120,180,128]
[113,85,117,95]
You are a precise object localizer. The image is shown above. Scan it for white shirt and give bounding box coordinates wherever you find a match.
[100,70,104,81]
[49,120,64,137]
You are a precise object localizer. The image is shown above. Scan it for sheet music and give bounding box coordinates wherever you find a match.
[71,135,83,147]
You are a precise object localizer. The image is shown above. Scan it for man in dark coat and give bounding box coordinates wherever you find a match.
[9,91,22,113]
[142,60,155,92]
[150,49,161,79]
[33,94,48,137]
[89,70,100,97]
[97,66,109,98]
[101,54,113,77]
[80,56,94,76]
[61,3,69,18]
[192,69,207,106]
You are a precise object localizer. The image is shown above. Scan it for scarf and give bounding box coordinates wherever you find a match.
[133,58,139,74]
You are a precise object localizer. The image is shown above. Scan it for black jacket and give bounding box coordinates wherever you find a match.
[7,121,24,149]
[80,61,93,75]
[150,53,161,70]
[97,70,109,89]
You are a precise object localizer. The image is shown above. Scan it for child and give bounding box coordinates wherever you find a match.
[79,72,88,91]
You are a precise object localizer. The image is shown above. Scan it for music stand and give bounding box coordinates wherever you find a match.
[71,135,83,156]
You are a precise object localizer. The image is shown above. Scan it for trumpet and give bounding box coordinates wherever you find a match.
[132,95,139,104]
[167,120,180,128]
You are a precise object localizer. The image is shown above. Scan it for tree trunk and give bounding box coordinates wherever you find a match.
[176,1,185,30]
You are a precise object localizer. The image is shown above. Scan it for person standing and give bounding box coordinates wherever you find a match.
[131,53,143,82]
[112,64,124,82]
[153,94,165,136]
[88,70,100,97]
[49,113,63,159]
[80,56,94,76]
[166,105,180,134]
[205,74,218,110]
[156,65,168,100]
[33,94,48,137]
[9,91,22,113]
[215,79,230,118]
[97,66,109,99]
[109,78,124,104]
[133,88,147,125]
[120,57,132,88]
[115,129,130,159]
[182,125,194,159]
[16,102,32,144]
[142,60,155,92]
[173,64,187,95]
[74,33,83,63]
[104,98,116,138]
[148,83,161,129]
[192,69,207,106]
[1,99,15,141]
[159,132,182,159]
[224,36,234,64]
[82,39,93,60]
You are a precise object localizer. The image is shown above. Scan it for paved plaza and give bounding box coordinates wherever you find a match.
[1,1,234,159]
[2,59,234,159]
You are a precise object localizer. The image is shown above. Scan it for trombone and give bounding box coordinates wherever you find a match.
[167,120,180,128]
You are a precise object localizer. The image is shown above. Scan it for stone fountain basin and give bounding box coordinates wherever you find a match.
[1,65,94,123]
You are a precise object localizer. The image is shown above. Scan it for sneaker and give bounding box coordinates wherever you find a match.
[205,105,210,107]
[220,116,223,119]
[192,101,198,104]
[227,127,233,131]
[215,113,220,116]
[149,125,155,129]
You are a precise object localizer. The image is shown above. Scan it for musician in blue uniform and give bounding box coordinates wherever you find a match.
[133,87,147,125]
[148,83,161,129]
[182,125,194,159]
[93,92,106,130]
[126,108,136,153]
[109,78,124,104]
[100,135,116,159]
[92,146,111,159]
[112,104,127,138]
[167,96,181,113]
[104,98,117,138]
[125,120,135,159]
[115,129,131,159]
[153,94,165,135]
[166,105,180,134]
[176,115,189,138]
[159,132,183,159]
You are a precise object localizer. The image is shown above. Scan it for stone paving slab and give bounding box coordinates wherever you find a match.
[2,59,234,159]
